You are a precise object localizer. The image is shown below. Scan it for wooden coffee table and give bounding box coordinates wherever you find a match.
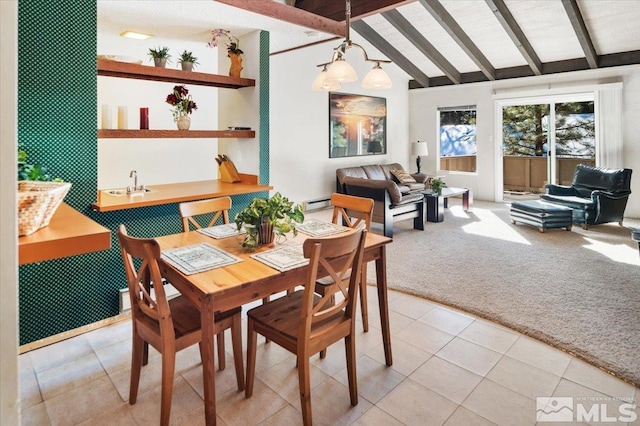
[424,187,472,222]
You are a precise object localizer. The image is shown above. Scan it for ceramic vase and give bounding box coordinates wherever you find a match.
[228,53,243,78]
[176,115,191,130]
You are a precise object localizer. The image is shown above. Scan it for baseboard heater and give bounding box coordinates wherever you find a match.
[303,196,331,212]
[119,280,181,313]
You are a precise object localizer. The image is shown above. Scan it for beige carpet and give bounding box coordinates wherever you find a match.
[366,200,640,387]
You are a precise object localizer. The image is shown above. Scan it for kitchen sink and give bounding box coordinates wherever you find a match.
[103,188,156,197]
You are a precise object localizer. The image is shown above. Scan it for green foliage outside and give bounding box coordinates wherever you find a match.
[502,102,594,157]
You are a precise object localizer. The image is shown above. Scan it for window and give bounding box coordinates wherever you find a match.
[438,106,477,172]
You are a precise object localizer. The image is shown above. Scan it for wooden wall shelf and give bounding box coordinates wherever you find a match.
[19,203,111,265]
[97,59,255,88]
[97,129,255,139]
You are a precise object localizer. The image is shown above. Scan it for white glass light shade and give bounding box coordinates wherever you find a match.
[411,141,429,156]
[361,64,392,89]
[312,69,341,91]
[326,58,358,83]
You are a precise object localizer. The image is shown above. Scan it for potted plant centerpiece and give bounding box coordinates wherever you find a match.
[234,192,305,250]
[165,85,197,130]
[148,46,171,68]
[430,177,447,195]
[207,29,244,77]
[178,50,199,71]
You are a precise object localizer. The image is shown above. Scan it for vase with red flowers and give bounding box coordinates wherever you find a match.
[165,85,197,130]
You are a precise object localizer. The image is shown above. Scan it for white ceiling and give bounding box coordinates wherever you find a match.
[98,0,640,87]
[97,0,335,53]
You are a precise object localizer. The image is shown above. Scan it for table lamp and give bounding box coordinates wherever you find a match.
[411,141,429,173]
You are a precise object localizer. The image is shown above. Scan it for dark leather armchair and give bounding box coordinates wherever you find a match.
[540,164,632,229]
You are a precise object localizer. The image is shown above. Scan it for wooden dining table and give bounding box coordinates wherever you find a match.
[155,229,393,426]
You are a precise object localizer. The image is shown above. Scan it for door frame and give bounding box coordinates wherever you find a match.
[493,92,595,202]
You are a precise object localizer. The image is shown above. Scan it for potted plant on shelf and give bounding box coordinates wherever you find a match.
[207,29,244,77]
[178,50,199,71]
[234,192,305,250]
[430,177,447,195]
[148,46,171,68]
[165,85,197,130]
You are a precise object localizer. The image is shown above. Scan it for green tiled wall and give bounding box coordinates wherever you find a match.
[18,3,270,345]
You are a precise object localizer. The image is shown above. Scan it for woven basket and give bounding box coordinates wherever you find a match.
[18,181,72,236]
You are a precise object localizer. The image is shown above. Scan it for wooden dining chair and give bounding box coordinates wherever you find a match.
[116,224,244,426]
[179,196,232,231]
[315,193,374,340]
[245,229,367,426]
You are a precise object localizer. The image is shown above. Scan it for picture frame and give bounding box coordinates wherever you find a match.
[329,93,387,158]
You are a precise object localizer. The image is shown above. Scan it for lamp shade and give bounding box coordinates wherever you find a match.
[361,64,392,89]
[411,141,429,156]
[326,58,358,83]
[312,68,341,91]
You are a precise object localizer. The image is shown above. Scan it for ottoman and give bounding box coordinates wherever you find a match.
[510,200,573,233]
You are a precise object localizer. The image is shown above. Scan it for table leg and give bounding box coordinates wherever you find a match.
[426,196,444,222]
[200,295,217,425]
[463,189,473,212]
[375,246,393,366]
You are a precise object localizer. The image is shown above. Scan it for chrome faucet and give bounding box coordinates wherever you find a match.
[127,170,143,193]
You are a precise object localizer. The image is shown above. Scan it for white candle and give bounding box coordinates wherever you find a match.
[117,106,128,129]
[101,105,111,129]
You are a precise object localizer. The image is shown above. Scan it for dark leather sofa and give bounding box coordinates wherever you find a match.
[540,164,632,229]
[336,163,425,238]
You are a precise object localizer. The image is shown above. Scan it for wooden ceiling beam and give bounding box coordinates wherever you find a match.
[485,0,543,76]
[418,0,496,81]
[351,19,430,88]
[295,0,414,21]
[561,0,598,69]
[214,0,346,36]
[383,9,461,84]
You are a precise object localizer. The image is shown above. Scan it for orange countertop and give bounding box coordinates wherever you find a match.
[91,175,272,212]
[19,203,111,265]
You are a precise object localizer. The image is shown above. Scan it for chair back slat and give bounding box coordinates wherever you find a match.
[179,197,231,231]
[301,230,366,331]
[330,193,373,231]
[117,225,174,338]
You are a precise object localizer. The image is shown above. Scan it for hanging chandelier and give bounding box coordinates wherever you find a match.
[312,0,392,91]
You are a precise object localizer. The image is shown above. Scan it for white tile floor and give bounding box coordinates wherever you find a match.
[19,287,639,425]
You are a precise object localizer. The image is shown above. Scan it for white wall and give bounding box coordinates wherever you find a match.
[269,34,411,205]
[0,1,19,423]
[97,32,258,189]
[410,65,640,218]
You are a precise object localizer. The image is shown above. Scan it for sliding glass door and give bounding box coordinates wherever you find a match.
[499,95,595,200]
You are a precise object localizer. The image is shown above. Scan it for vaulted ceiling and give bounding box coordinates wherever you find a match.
[98,0,640,89]
[293,0,640,88]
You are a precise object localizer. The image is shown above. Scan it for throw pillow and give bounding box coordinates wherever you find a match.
[391,169,417,184]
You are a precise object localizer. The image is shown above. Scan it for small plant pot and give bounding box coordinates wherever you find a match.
[181,61,193,72]
[153,58,167,68]
[258,222,275,246]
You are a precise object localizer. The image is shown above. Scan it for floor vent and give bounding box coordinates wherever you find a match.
[119,280,180,314]
[303,196,331,212]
